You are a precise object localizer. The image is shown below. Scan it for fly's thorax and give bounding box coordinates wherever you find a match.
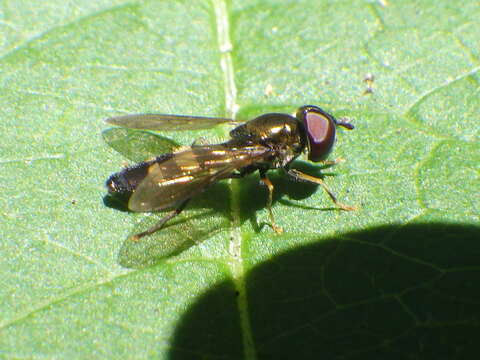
[271,143,302,168]
[230,113,306,169]
[230,113,306,152]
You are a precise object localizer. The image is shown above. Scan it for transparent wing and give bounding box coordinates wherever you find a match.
[105,113,236,131]
[128,144,269,212]
[102,128,180,163]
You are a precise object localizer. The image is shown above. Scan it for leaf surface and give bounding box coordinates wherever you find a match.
[1,0,479,358]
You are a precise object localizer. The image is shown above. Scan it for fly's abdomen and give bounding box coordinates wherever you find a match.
[106,154,173,196]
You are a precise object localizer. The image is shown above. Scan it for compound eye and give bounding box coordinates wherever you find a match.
[303,109,336,162]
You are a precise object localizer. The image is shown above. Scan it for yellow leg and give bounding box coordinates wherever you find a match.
[260,173,283,234]
[130,199,190,241]
[287,169,357,211]
[320,157,344,166]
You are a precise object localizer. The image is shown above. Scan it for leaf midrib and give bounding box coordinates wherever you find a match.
[212,0,257,358]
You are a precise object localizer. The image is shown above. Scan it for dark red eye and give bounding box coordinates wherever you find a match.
[297,105,354,162]
[297,106,335,162]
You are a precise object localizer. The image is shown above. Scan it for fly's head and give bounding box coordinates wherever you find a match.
[296,105,354,162]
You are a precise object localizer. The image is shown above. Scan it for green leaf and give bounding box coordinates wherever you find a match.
[1,0,478,358]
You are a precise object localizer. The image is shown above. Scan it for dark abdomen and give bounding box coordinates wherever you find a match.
[106,153,173,196]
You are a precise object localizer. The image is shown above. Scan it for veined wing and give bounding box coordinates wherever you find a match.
[106,113,236,131]
[102,127,180,163]
[128,144,270,212]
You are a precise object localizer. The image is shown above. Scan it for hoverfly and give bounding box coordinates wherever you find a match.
[105,105,355,240]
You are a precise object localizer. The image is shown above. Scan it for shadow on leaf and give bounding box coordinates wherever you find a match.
[116,170,320,268]
[168,222,480,359]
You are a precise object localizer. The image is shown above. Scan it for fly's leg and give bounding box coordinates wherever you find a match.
[320,157,344,166]
[287,169,357,211]
[260,170,283,234]
[131,199,190,241]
